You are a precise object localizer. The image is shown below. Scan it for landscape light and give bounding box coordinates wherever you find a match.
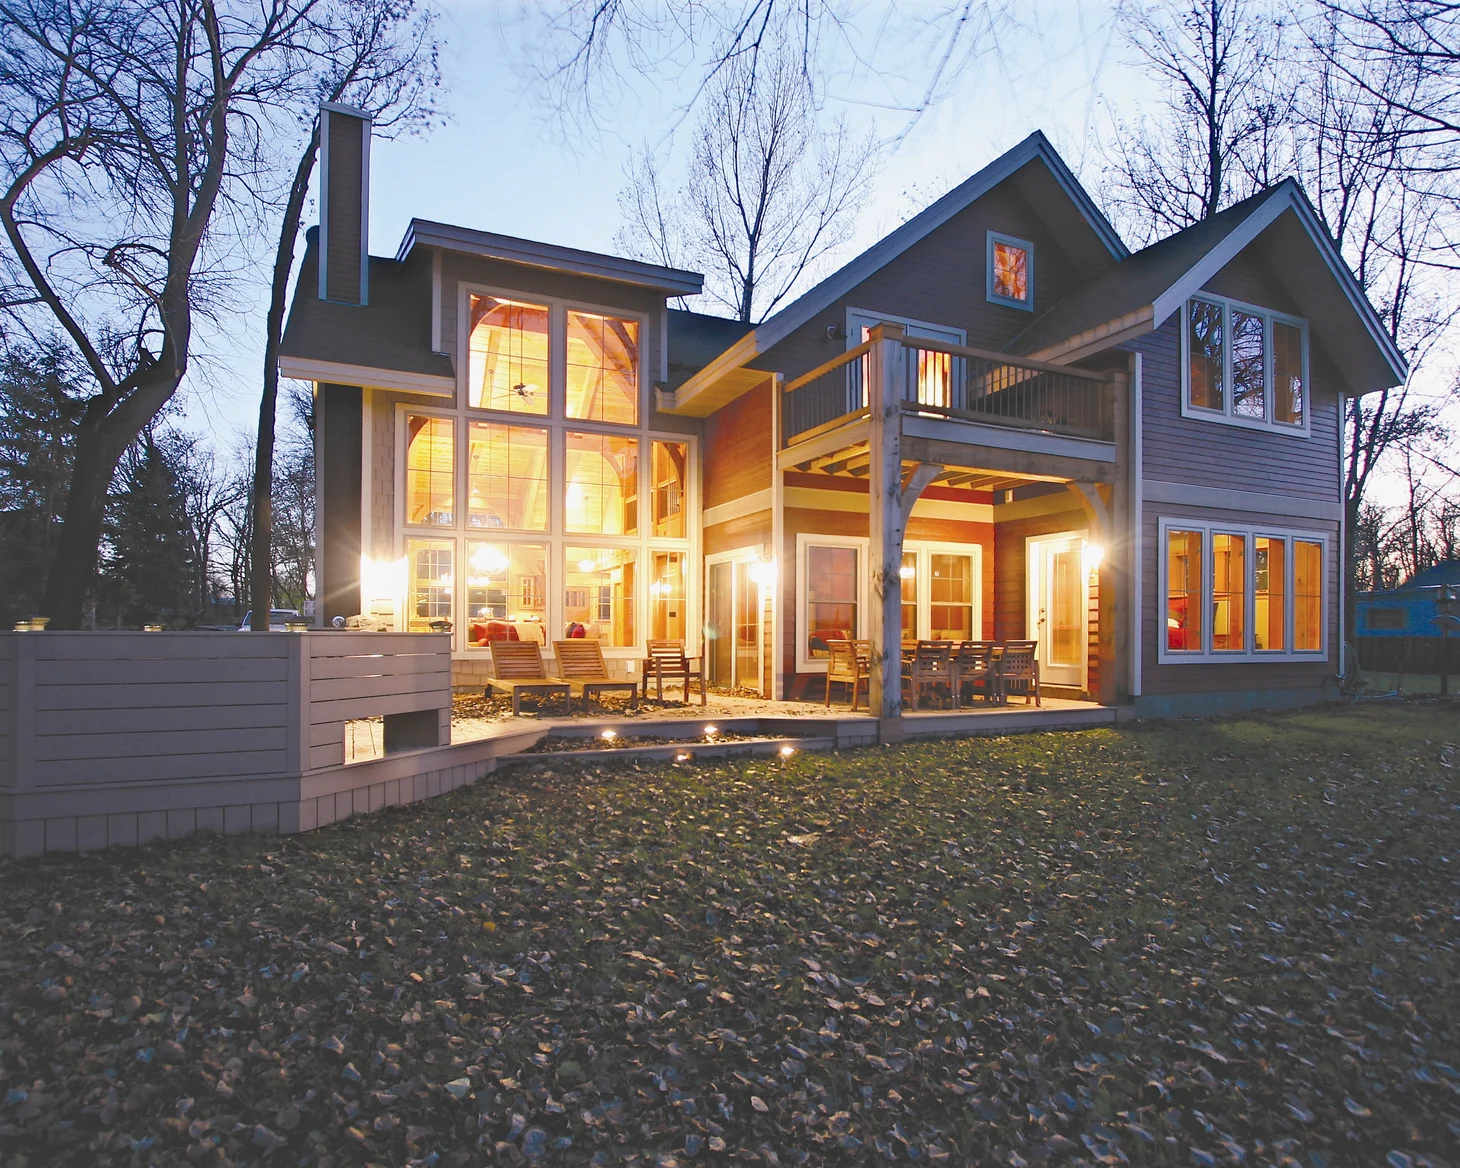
[675,752,692,762]
[703,725,718,737]
[779,745,796,758]
[600,729,617,741]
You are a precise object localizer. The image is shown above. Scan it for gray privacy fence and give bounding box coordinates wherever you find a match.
[0,631,517,858]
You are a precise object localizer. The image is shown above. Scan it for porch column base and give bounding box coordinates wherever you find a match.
[877,716,905,745]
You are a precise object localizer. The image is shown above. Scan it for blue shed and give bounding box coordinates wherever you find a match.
[1355,561,1460,637]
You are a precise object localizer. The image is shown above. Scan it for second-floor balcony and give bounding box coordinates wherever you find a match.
[780,332,1117,454]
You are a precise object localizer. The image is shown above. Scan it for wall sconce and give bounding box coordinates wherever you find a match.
[1083,543,1105,575]
[899,563,916,580]
[748,558,777,589]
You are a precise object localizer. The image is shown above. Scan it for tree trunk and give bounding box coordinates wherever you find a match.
[249,133,320,631]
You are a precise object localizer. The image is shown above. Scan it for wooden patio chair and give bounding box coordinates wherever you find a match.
[951,640,1000,707]
[642,639,707,705]
[998,640,1041,706]
[824,638,869,710]
[486,641,570,716]
[904,640,955,710]
[552,640,640,714]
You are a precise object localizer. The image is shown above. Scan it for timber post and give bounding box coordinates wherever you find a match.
[867,323,907,744]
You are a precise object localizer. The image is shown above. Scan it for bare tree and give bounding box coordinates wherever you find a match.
[0,0,331,628]
[617,50,875,323]
[248,0,440,629]
[1103,0,1290,242]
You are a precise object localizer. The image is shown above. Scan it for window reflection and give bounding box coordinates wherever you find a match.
[1188,299,1224,411]
[1273,321,1304,425]
[992,240,1029,303]
[468,295,549,415]
[567,310,638,424]
[806,545,858,656]
[1231,310,1265,418]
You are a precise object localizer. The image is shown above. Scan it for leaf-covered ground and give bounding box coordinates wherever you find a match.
[1,703,1457,1167]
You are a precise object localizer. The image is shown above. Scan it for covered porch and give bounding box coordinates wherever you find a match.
[771,323,1132,735]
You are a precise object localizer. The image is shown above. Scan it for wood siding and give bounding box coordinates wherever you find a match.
[322,109,365,305]
[704,381,772,508]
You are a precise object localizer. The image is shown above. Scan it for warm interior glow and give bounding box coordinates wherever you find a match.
[468,295,549,415]
[360,555,407,602]
[566,310,639,424]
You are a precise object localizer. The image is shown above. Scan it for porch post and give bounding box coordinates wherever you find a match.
[867,323,907,742]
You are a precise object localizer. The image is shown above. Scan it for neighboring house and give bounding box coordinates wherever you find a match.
[1353,561,1460,674]
[280,107,1405,718]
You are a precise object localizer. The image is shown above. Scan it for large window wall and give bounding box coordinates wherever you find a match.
[1159,518,1326,662]
[399,286,693,656]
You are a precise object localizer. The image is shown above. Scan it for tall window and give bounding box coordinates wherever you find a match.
[1184,295,1307,430]
[806,545,858,656]
[1162,522,1325,659]
[405,415,454,526]
[987,232,1033,309]
[468,296,549,415]
[1166,529,1203,652]
[900,552,917,639]
[929,553,975,640]
[1295,540,1323,650]
[567,310,639,424]
[566,431,638,535]
[1254,536,1286,650]
[406,539,453,633]
[1211,533,1246,651]
[467,422,548,531]
[565,547,637,646]
[651,441,687,537]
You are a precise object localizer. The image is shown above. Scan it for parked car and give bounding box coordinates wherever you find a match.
[237,609,302,632]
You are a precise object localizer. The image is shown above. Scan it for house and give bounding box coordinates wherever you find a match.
[1353,560,1460,674]
[279,105,1406,726]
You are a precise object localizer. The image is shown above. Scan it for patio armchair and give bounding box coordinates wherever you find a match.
[998,640,1041,706]
[552,640,640,714]
[951,640,1001,707]
[642,639,707,705]
[824,638,869,710]
[486,641,570,716]
[904,640,956,710]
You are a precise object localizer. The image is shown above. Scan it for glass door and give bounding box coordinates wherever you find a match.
[1028,534,1086,688]
[707,558,763,691]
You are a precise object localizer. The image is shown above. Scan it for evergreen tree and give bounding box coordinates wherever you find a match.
[0,342,86,627]
[102,432,197,626]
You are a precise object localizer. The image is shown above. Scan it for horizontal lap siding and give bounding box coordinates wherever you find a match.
[704,382,772,509]
[705,514,771,557]
[26,635,292,786]
[992,506,1089,642]
[1139,503,1339,696]
[1132,288,1342,506]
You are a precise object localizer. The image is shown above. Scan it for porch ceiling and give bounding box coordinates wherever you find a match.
[786,439,1072,492]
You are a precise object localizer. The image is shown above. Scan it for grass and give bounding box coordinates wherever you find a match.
[0,703,1456,1166]
[1361,671,1455,696]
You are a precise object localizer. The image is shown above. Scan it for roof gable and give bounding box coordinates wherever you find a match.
[1010,180,1407,393]
[662,131,1127,415]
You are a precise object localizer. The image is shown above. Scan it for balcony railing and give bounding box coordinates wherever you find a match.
[780,335,1114,446]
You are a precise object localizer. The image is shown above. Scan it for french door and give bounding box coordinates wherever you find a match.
[706,556,763,692]
[1027,533,1087,689]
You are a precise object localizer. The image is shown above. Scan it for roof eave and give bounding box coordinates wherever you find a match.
[397,219,705,297]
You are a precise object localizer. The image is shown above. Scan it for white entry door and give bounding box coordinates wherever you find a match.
[1027,533,1087,689]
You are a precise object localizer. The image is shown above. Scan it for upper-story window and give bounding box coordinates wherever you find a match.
[567,310,639,425]
[987,231,1034,310]
[468,295,549,415]
[1183,295,1307,431]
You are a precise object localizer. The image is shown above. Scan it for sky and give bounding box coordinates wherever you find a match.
[177,0,1456,510]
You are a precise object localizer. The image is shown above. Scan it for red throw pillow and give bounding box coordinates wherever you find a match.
[469,623,488,645]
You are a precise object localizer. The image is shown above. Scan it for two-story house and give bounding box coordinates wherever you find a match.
[280,106,1404,723]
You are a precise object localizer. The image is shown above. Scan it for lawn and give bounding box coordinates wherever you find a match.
[1,704,1456,1167]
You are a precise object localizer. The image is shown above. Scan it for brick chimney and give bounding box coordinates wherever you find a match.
[318,102,371,305]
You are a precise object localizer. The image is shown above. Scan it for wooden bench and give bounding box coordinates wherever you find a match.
[642,639,707,705]
[553,640,640,714]
[486,641,570,715]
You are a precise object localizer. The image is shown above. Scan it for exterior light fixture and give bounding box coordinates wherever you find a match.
[600,729,617,741]
[675,752,692,762]
[748,559,776,588]
[1083,543,1105,574]
[703,725,718,737]
[779,745,796,758]
[899,564,916,580]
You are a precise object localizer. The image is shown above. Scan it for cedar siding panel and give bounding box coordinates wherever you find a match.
[704,381,772,508]
[1130,316,1341,504]
[752,178,1090,384]
[991,504,1090,642]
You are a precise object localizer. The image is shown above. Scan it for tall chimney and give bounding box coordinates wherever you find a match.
[318,102,371,305]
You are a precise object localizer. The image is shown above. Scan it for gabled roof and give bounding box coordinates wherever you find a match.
[662,131,1128,415]
[1009,180,1408,393]
[666,309,754,390]
[398,220,704,297]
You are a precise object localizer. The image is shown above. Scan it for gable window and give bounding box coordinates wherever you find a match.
[468,295,549,415]
[987,232,1034,310]
[1182,295,1308,432]
[566,310,639,425]
[1160,519,1327,660]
